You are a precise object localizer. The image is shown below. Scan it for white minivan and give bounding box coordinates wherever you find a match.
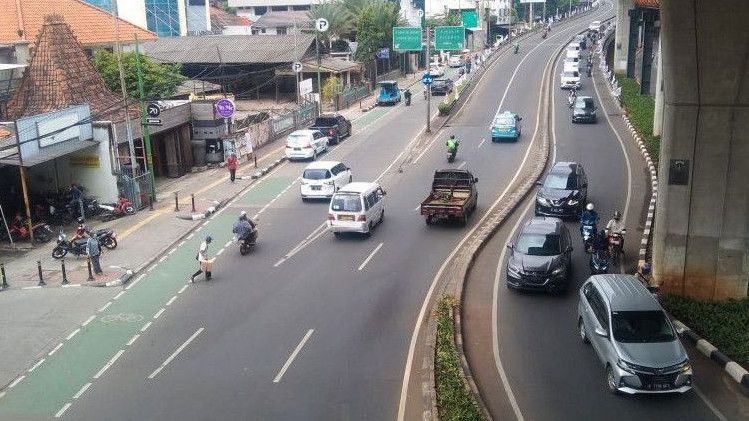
[327,182,386,237]
[300,161,353,200]
[560,69,581,90]
[566,48,581,60]
[285,129,329,161]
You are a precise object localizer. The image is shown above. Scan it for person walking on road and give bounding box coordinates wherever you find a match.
[85,232,103,275]
[227,153,238,183]
[191,236,214,282]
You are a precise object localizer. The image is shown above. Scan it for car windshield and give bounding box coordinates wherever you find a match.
[544,171,577,189]
[303,169,331,180]
[611,311,676,343]
[563,71,579,78]
[314,117,338,126]
[575,98,594,109]
[495,116,515,127]
[287,134,309,146]
[432,80,448,86]
[516,233,561,256]
[331,194,362,212]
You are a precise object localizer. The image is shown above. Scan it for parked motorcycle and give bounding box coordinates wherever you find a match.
[52,228,117,259]
[607,229,626,265]
[233,228,258,256]
[98,197,135,221]
[2,217,53,243]
[589,250,611,274]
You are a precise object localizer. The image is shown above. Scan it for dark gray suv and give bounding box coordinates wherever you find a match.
[506,217,573,293]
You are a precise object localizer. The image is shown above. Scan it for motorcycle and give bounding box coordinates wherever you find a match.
[541,30,548,39]
[98,197,135,221]
[3,219,53,243]
[589,250,610,274]
[568,94,577,108]
[580,221,597,253]
[447,149,457,163]
[607,229,626,265]
[233,228,258,256]
[514,44,520,54]
[52,228,117,259]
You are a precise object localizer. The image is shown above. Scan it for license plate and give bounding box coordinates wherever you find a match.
[339,215,354,221]
[653,383,671,390]
[552,208,563,213]
[294,147,301,151]
[311,186,321,191]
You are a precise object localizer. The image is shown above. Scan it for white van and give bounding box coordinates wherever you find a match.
[567,42,581,52]
[560,69,581,89]
[327,182,386,237]
[285,129,329,161]
[564,60,579,73]
[300,161,353,200]
[566,48,581,60]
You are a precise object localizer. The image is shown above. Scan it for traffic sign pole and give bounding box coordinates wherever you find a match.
[135,34,155,202]
[426,28,431,134]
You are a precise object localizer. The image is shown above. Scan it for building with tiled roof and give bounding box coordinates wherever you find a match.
[0,0,157,48]
[635,0,660,9]
[210,5,252,34]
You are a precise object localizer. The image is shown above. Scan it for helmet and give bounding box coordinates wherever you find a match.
[239,210,247,220]
[640,262,651,275]
[450,135,455,139]
[586,203,594,211]
[613,211,621,220]
[77,217,84,224]
[205,236,212,244]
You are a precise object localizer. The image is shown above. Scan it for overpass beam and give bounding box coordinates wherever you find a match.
[653,0,749,299]
[614,0,634,73]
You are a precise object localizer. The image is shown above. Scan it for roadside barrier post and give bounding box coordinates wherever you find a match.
[254,153,257,169]
[1,263,8,289]
[86,257,94,282]
[174,192,179,212]
[191,194,196,213]
[37,260,45,286]
[61,259,69,285]
[149,193,154,211]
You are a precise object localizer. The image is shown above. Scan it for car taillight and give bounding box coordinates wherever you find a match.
[328,213,335,220]
[357,215,366,222]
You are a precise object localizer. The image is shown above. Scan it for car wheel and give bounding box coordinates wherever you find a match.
[579,318,590,344]
[606,365,619,394]
[301,197,308,203]
[349,175,352,183]
[333,232,341,239]
[379,209,384,224]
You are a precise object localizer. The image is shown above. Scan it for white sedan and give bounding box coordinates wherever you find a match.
[429,63,445,77]
[447,56,464,68]
[300,161,353,200]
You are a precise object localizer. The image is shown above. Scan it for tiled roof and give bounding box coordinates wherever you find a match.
[210,6,251,30]
[0,125,11,139]
[251,11,312,29]
[141,34,316,64]
[0,0,156,47]
[635,0,660,8]
[5,15,136,122]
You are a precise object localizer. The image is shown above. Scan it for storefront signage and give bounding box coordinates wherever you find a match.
[37,113,80,148]
[215,98,236,119]
[70,154,100,168]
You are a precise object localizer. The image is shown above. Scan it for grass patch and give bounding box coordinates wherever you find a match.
[435,296,482,421]
[616,75,661,163]
[661,295,749,365]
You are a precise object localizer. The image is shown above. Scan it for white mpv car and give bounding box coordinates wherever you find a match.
[327,182,386,237]
[285,129,329,161]
[300,161,353,201]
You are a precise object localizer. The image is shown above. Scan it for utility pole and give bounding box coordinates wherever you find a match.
[12,123,34,244]
[134,34,155,201]
[315,30,322,113]
[294,18,300,104]
[110,0,138,176]
[425,27,431,134]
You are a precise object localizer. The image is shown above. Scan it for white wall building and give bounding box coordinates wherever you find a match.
[228,0,319,20]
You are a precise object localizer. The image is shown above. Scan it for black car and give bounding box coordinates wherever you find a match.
[506,217,573,293]
[430,79,454,95]
[575,34,587,49]
[535,162,588,219]
[309,114,352,144]
[572,96,597,123]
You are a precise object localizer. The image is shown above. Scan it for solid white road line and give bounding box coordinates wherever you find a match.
[166,296,177,306]
[147,265,156,273]
[8,375,24,388]
[216,248,225,256]
[457,161,467,169]
[93,349,124,379]
[61,284,81,288]
[126,274,145,290]
[22,286,41,290]
[140,321,152,332]
[28,359,45,373]
[178,240,186,247]
[82,315,96,327]
[73,382,92,399]
[65,328,81,341]
[357,243,384,271]
[113,291,125,300]
[224,240,232,248]
[168,248,177,255]
[693,385,729,421]
[178,285,188,294]
[54,403,71,418]
[274,222,328,267]
[153,308,166,319]
[478,138,486,148]
[273,329,314,383]
[187,233,194,240]
[48,343,63,356]
[148,327,205,379]
[98,302,112,312]
[126,334,140,346]
[374,150,405,182]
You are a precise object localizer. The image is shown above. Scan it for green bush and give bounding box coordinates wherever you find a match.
[435,296,482,421]
[661,295,749,365]
[438,100,454,116]
[616,75,661,163]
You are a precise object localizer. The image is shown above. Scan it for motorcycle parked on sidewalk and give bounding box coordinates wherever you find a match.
[2,215,53,243]
[52,228,117,259]
[607,229,626,265]
[98,197,135,221]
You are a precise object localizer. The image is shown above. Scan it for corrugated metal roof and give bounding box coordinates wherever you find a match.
[140,34,316,64]
[251,11,312,29]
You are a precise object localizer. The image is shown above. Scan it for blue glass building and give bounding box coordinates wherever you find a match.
[145,0,182,37]
[83,0,114,12]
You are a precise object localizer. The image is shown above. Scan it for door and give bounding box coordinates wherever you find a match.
[332,163,349,189]
[585,286,610,365]
[375,187,385,222]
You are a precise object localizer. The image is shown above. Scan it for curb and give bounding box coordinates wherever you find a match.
[91,269,134,287]
[672,319,749,395]
[175,200,222,221]
[239,157,287,180]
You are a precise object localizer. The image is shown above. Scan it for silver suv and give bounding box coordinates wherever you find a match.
[577,275,693,394]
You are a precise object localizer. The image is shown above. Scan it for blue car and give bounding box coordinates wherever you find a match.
[491,111,522,142]
[376,81,402,106]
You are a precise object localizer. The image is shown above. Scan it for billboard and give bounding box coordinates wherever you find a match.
[494,0,513,25]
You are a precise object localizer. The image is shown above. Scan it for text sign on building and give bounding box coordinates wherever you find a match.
[215,98,236,119]
[393,27,423,52]
[300,78,313,96]
[37,113,81,148]
[434,26,465,51]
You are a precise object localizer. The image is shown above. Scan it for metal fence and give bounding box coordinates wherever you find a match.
[336,85,369,111]
[231,100,319,155]
[118,172,153,210]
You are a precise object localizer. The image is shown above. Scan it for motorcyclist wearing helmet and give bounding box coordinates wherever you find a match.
[580,203,599,226]
[446,135,459,160]
[605,211,625,236]
[232,211,256,243]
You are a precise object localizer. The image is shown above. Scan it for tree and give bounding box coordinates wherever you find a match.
[308,1,355,42]
[354,1,402,64]
[93,50,186,100]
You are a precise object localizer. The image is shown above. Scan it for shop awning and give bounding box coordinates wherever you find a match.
[0,139,99,167]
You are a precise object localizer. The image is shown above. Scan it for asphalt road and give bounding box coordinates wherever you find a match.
[462,19,748,421]
[0,5,628,421]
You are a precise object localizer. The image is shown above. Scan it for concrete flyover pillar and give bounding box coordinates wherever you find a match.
[614,0,634,73]
[653,37,664,136]
[653,0,749,299]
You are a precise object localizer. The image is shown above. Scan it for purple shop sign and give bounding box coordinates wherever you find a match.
[215,98,236,119]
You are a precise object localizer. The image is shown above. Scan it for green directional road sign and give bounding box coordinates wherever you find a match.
[434,26,465,51]
[462,10,479,29]
[393,27,423,51]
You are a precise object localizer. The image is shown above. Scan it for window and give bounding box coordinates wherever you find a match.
[277,27,287,35]
[292,5,310,11]
[332,164,346,175]
[302,169,331,180]
[587,289,609,332]
[254,6,267,15]
[515,233,561,256]
[331,194,362,212]
[271,5,288,11]
[188,0,206,5]
[611,311,676,343]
